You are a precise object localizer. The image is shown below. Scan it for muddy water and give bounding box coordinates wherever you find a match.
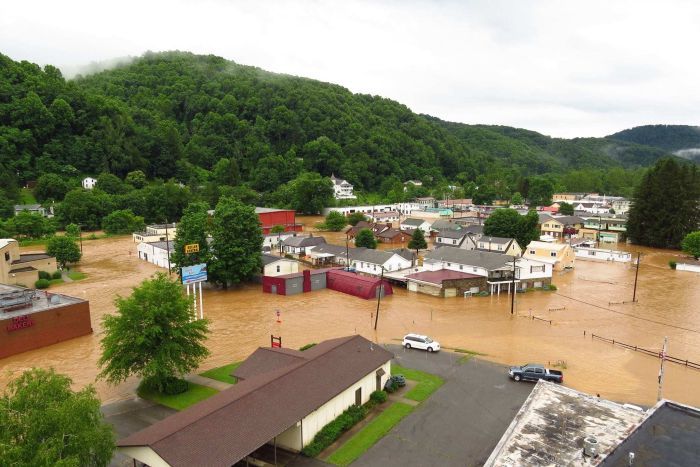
[3,227,700,408]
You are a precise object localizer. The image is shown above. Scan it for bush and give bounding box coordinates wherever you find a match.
[669,260,677,270]
[52,270,63,280]
[302,404,369,457]
[299,343,317,351]
[370,390,387,404]
[38,271,51,280]
[384,380,397,393]
[162,377,189,395]
[35,279,50,289]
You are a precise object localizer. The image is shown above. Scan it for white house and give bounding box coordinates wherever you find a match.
[476,236,522,256]
[133,223,177,243]
[117,335,392,467]
[262,254,299,276]
[400,218,431,234]
[82,177,97,189]
[329,174,356,200]
[423,247,516,294]
[322,202,420,217]
[137,241,173,269]
[368,211,400,224]
[351,249,413,275]
[262,232,298,253]
[282,236,326,257]
[573,246,632,263]
[515,257,554,289]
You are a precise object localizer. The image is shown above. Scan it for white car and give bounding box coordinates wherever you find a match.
[402,333,440,352]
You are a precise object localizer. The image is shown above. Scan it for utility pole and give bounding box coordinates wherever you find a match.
[345,233,350,269]
[165,220,172,276]
[374,266,385,330]
[657,336,668,401]
[78,224,83,253]
[510,255,517,314]
[632,252,641,302]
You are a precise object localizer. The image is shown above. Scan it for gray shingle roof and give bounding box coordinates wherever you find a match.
[477,236,513,245]
[401,218,426,227]
[437,229,468,239]
[282,236,326,247]
[424,247,513,270]
[431,219,461,231]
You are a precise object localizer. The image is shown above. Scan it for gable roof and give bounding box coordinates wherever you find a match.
[430,219,461,231]
[353,249,396,266]
[552,215,586,225]
[401,218,427,227]
[424,247,513,270]
[436,229,468,239]
[261,254,296,266]
[406,269,481,285]
[527,241,570,251]
[282,236,326,248]
[233,347,306,381]
[388,248,416,262]
[461,224,484,235]
[376,228,405,239]
[477,236,513,245]
[119,335,393,467]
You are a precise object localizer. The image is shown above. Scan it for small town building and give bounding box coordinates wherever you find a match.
[524,241,575,270]
[399,218,431,234]
[350,248,413,274]
[132,223,177,243]
[254,207,302,234]
[573,201,610,214]
[423,247,516,294]
[414,196,435,207]
[322,203,420,217]
[538,215,585,240]
[578,215,628,243]
[573,246,632,263]
[434,229,472,248]
[281,235,326,258]
[82,176,97,189]
[476,236,522,256]
[345,221,391,239]
[137,241,173,269]
[367,211,400,224]
[1,239,57,286]
[375,228,409,245]
[329,174,356,200]
[437,198,473,210]
[406,269,486,297]
[485,381,646,466]
[676,259,700,273]
[307,244,363,266]
[515,257,554,289]
[261,232,298,253]
[610,198,631,214]
[14,204,53,218]
[551,192,588,202]
[0,284,92,358]
[261,254,299,277]
[118,335,393,467]
[325,269,393,299]
[262,269,329,295]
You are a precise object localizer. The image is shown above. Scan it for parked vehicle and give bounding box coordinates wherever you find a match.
[509,363,563,383]
[402,333,441,352]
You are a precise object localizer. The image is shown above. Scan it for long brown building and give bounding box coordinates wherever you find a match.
[0,284,92,358]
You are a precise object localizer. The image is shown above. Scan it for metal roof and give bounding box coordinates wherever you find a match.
[424,247,513,270]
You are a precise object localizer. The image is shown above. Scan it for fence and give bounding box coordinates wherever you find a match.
[590,333,700,370]
[532,316,552,325]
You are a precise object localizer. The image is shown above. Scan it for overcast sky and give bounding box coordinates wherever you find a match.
[2,0,699,138]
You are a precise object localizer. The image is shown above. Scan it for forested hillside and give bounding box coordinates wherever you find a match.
[608,125,700,152]
[0,50,691,225]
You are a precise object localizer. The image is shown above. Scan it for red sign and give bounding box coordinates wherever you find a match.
[6,315,34,332]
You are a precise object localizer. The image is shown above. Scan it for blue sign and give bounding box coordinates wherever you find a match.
[182,263,208,284]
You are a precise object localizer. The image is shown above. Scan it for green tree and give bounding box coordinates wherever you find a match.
[0,368,114,466]
[98,273,210,392]
[527,177,554,206]
[355,228,377,249]
[65,222,80,238]
[558,201,574,215]
[46,235,82,268]
[347,212,368,226]
[323,211,347,231]
[34,173,70,202]
[96,172,128,194]
[57,188,114,230]
[681,231,700,259]
[270,224,285,234]
[125,169,147,188]
[101,209,145,234]
[6,211,51,239]
[212,157,241,186]
[287,172,334,214]
[627,158,700,248]
[484,208,538,251]
[209,197,263,287]
[407,228,427,254]
[171,202,212,274]
[510,192,524,205]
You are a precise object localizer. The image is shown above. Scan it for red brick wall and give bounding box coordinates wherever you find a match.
[0,301,93,359]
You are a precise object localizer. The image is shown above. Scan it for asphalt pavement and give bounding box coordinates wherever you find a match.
[356,345,533,467]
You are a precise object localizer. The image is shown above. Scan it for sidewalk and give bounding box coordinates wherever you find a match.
[187,373,233,391]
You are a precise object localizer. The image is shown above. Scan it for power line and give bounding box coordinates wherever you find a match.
[553,292,700,335]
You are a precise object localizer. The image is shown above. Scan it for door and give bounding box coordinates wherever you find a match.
[355,388,362,406]
[416,337,427,350]
[533,368,545,380]
[271,285,277,295]
[376,374,382,392]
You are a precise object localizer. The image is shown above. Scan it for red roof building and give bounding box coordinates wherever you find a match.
[326,269,393,299]
[255,207,303,235]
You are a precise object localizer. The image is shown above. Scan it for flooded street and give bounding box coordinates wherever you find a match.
[2,220,700,408]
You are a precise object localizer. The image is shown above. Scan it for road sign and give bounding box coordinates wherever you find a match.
[182,263,208,284]
[184,243,200,254]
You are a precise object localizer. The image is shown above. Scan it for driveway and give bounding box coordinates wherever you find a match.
[356,346,533,467]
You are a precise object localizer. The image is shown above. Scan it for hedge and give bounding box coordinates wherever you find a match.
[302,404,370,457]
[35,278,50,289]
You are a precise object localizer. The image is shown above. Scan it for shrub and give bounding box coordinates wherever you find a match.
[370,390,387,404]
[669,260,677,270]
[38,271,51,280]
[301,403,370,457]
[52,270,63,280]
[384,380,397,393]
[35,278,50,289]
[299,343,317,351]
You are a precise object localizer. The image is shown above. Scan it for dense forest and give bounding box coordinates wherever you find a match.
[0,50,695,228]
[609,125,700,152]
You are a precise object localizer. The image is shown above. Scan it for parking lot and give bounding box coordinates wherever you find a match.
[357,345,533,467]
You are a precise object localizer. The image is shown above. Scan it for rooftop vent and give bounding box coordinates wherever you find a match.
[583,436,599,457]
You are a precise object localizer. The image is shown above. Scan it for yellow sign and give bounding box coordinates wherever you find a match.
[184,243,200,254]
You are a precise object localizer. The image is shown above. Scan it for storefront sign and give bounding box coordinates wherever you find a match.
[184,243,200,254]
[6,315,34,332]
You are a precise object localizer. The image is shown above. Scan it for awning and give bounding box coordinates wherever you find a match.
[376,368,386,377]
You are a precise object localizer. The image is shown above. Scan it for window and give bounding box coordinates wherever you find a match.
[529,250,535,254]
[473,267,478,273]
[447,263,451,267]
[459,265,463,270]
[4,252,9,261]
[276,265,280,272]
[550,252,557,257]
[497,246,502,250]
[452,240,457,244]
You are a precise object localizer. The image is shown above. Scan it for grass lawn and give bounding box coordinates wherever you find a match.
[326,402,414,466]
[48,278,64,287]
[138,383,218,411]
[391,364,444,402]
[199,362,242,384]
[19,188,37,204]
[67,271,87,281]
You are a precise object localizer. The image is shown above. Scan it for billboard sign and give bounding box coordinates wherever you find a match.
[182,263,208,284]
[184,243,200,254]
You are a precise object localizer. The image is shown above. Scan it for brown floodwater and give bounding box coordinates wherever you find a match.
[2,219,700,409]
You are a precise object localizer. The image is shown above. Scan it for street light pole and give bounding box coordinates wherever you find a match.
[78,225,83,253]
[632,252,641,302]
[510,255,517,315]
[165,220,172,276]
[345,233,350,269]
[374,266,385,330]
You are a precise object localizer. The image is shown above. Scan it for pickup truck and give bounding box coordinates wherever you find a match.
[508,363,563,383]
